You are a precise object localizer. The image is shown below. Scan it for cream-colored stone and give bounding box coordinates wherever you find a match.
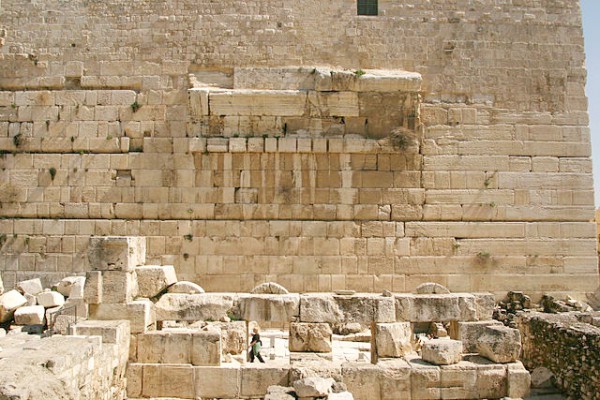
[88,236,146,272]
[450,320,503,353]
[36,291,65,308]
[375,322,413,358]
[240,366,290,398]
[289,322,332,353]
[194,365,241,399]
[477,326,522,363]
[210,90,307,116]
[56,276,85,297]
[135,265,177,298]
[101,271,138,304]
[421,339,463,365]
[16,278,43,296]
[154,293,236,322]
[238,294,300,323]
[14,305,45,325]
[168,281,205,294]
[84,271,102,304]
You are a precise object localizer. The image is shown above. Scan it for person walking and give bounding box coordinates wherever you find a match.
[249,327,265,363]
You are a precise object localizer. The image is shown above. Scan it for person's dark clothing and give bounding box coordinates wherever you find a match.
[249,333,265,363]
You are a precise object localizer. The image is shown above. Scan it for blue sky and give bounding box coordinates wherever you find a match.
[582,0,600,206]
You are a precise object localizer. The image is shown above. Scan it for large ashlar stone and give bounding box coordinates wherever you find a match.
[395,294,479,322]
[138,328,221,366]
[473,293,496,320]
[194,365,241,399]
[192,328,222,366]
[88,236,146,272]
[421,339,463,365]
[251,282,289,295]
[289,323,332,353]
[507,362,531,398]
[408,358,442,400]
[378,359,412,400]
[300,294,395,324]
[477,326,522,363]
[449,320,503,352]
[240,366,290,398]
[233,66,318,90]
[190,321,246,355]
[0,290,28,322]
[209,90,307,116]
[293,377,334,398]
[36,291,65,308]
[101,271,138,304]
[135,265,177,298]
[341,363,383,400]
[141,364,195,399]
[154,293,236,322]
[476,363,508,399]
[84,271,102,304]
[56,276,85,298]
[168,281,205,294]
[357,70,422,93]
[14,305,46,325]
[375,322,413,358]
[72,319,131,347]
[439,362,478,399]
[16,278,43,296]
[238,294,300,323]
[89,299,154,334]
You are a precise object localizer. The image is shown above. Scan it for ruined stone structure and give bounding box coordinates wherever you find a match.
[0,0,598,302]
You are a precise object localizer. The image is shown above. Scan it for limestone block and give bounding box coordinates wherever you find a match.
[206,321,246,355]
[341,363,382,400]
[265,385,296,400]
[209,90,307,116]
[135,265,177,298]
[126,363,143,398]
[154,293,236,322]
[293,376,334,398]
[378,359,412,400]
[409,360,441,400]
[450,320,503,352]
[507,362,531,398]
[329,390,355,400]
[240,366,290,398]
[14,305,45,325]
[192,328,222,366]
[188,88,210,118]
[395,294,478,322]
[477,326,522,363]
[142,364,195,399]
[421,339,463,365]
[64,298,87,319]
[168,281,205,294]
[357,70,422,93]
[310,92,359,117]
[238,294,300,323]
[24,293,36,307]
[56,276,85,297]
[16,278,43,296]
[233,66,317,90]
[88,236,146,272]
[36,291,65,308]
[473,293,495,320]
[89,299,154,334]
[45,306,63,327]
[289,322,332,353]
[439,362,478,399]
[84,271,102,304]
[72,319,130,345]
[101,271,138,304]
[476,366,507,399]
[300,294,395,324]
[194,365,241,399]
[251,282,289,294]
[375,322,413,358]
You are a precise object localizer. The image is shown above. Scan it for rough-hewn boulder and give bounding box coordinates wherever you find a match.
[14,305,46,325]
[56,276,86,297]
[16,278,44,296]
[293,377,334,398]
[421,339,463,365]
[477,326,522,363]
[0,290,27,322]
[289,322,332,353]
[375,322,413,358]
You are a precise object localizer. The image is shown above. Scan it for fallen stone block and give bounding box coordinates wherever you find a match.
[88,236,146,272]
[449,320,503,352]
[293,376,334,398]
[0,290,29,322]
[289,322,332,353]
[300,294,395,324]
[421,339,463,365]
[530,366,554,388]
[72,319,130,345]
[84,271,102,304]
[264,385,296,400]
[167,281,204,294]
[375,322,412,358]
[238,294,300,323]
[14,305,46,325]
[251,282,289,294]
[56,276,85,297]
[135,265,177,298]
[101,271,138,304]
[507,362,531,398]
[36,291,65,308]
[395,293,478,322]
[240,366,290,398]
[154,293,236,322]
[476,326,522,363]
[89,299,154,334]
[16,278,43,296]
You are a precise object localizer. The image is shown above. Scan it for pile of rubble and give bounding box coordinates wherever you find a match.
[493,291,532,328]
[0,275,86,335]
[266,378,353,400]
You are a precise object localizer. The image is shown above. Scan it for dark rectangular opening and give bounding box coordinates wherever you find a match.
[357,0,378,16]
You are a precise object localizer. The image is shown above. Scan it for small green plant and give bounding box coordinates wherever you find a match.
[389,128,415,150]
[489,202,496,208]
[477,251,491,259]
[354,69,366,77]
[0,233,6,248]
[226,310,241,321]
[12,133,22,148]
[11,103,16,109]
[130,101,141,113]
[452,243,461,251]
[107,135,113,140]
[183,253,190,260]
[70,136,75,143]
[48,167,57,181]
[183,234,193,241]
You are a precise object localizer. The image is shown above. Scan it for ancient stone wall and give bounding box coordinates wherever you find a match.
[0,0,597,299]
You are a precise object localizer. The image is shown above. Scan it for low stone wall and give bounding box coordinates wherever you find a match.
[516,311,600,400]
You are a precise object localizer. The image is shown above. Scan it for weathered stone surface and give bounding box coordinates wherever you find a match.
[194,365,241,399]
[238,294,299,323]
[329,390,355,400]
[473,293,496,320]
[251,282,289,295]
[408,359,441,400]
[154,293,236,322]
[507,362,531,398]
[1,290,28,322]
[341,363,382,400]
[375,322,413,358]
[415,282,450,294]
[421,339,463,365]
[476,365,507,399]
[191,327,222,366]
[450,320,503,352]
[378,359,412,400]
[14,305,45,325]
[89,299,154,334]
[293,376,334,398]
[240,366,290,398]
[209,90,307,116]
[16,278,43,296]
[264,385,296,400]
[135,265,177,298]
[101,271,138,304]
[395,293,478,322]
[56,276,85,297]
[300,294,395,324]
[530,366,554,388]
[88,236,146,272]
[0,274,3,295]
[141,364,195,399]
[84,271,102,304]
[289,322,332,353]
[36,291,65,308]
[477,326,522,363]
[168,281,205,294]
